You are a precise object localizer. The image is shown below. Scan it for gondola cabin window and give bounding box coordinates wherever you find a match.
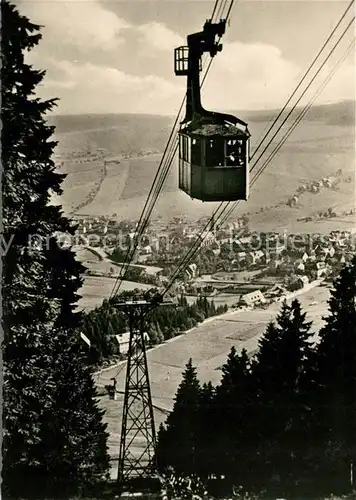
[191,137,201,165]
[180,134,191,163]
[204,137,245,167]
[226,139,245,167]
[206,138,225,167]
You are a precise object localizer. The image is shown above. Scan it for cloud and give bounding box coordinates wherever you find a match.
[19,0,353,115]
[34,40,354,117]
[37,60,184,115]
[136,22,184,52]
[19,0,183,59]
[309,58,355,105]
[201,41,354,111]
[202,41,300,110]
[18,0,129,52]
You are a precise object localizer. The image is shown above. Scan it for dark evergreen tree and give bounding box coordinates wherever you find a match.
[1,2,110,497]
[314,256,356,493]
[156,423,170,473]
[215,347,255,486]
[161,359,201,475]
[196,381,216,479]
[252,300,314,494]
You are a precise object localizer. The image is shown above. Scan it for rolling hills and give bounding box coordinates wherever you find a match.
[50,101,355,231]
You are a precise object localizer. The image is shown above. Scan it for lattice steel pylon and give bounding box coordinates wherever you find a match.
[115,299,158,487]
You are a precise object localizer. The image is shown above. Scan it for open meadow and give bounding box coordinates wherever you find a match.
[52,102,355,232]
[95,283,331,477]
[53,104,353,476]
[76,276,153,312]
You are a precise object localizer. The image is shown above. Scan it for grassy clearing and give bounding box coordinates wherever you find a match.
[95,284,331,480]
[52,112,354,229]
[77,275,152,311]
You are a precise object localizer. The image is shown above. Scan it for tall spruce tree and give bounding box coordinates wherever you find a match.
[252,300,314,494]
[314,256,356,493]
[196,381,216,479]
[215,347,254,484]
[160,359,201,475]
[1,2,110,497]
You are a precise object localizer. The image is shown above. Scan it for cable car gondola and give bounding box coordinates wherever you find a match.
[174,19,250,202]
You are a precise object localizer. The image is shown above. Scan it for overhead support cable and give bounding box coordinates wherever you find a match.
[161,15,354,293]
[110,0,235,299]
[211,0,220,21]
[251,15,355,170]
[215,0,229,22]
[251,0,355,161]
[249,37,355,189]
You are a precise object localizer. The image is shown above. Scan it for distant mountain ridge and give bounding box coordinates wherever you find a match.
[236,100,355,126]
[51,99,355,230]
[49,100,355,134]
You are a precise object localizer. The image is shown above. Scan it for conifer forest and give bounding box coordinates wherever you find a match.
[1,1,356,499]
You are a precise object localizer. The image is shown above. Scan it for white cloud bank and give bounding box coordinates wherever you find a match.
[203,41,355,111]
[19,0,354,115]
[19,0,129,52]
[136,21,184,52]
[38,40,354,115]
[40,60,184,115]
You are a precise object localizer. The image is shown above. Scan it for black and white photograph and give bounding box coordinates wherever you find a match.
[1,0,355,498]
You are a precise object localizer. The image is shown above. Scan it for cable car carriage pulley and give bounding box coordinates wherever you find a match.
[174,18,250,202]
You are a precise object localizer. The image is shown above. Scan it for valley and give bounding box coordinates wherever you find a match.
[95,282,330,478]
[51,103,355,233]
[55,103,355,482]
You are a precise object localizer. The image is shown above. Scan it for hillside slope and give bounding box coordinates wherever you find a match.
[51,101,355,230]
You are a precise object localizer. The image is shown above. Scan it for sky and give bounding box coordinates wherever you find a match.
[16,0,355,115]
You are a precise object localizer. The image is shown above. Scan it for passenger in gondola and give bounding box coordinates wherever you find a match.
[228,153,236,165]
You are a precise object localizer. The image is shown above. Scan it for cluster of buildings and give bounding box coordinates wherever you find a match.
[73,214,355,309]
[287,167,352,207]
[178,229,355,309]
[73,214,250,264]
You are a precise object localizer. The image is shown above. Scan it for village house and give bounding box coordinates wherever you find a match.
[140,244,152,255]
[115,331,150,355]
[308,250,317,262]
[264,284,287,299]
[239,290,266,307]
[115,332,130,355]
[185,263,198,279]
[147,237,160,252]
[236,251,247,263]
[200,230,217,247]
[294,259,306,273]
[267,241,286,257]
[296,275,309,288]
[307,261,327,280]
[234,236,253,247]
[137,255,149,263]
[246,250,265,266]
[329,231,351,247]
[211,245,221,257]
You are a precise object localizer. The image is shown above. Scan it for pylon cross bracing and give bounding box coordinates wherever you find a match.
[114,299,171,486]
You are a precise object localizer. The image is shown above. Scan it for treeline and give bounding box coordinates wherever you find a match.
[156,257,356,499]
[2,3,111,498]
[82,292,228,366]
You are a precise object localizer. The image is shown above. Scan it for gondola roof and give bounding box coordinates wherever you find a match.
[181,121,247,137]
